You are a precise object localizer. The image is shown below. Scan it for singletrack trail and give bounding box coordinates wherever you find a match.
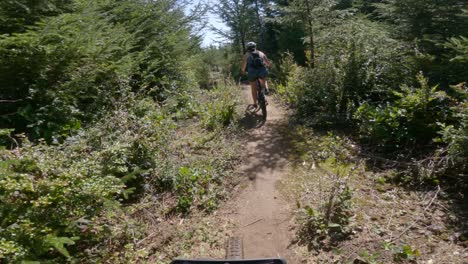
[225,84,296,260]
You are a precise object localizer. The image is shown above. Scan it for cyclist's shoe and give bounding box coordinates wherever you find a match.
[248,104,257,108]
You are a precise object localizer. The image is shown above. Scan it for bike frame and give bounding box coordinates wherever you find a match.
[256,78,266,102]
[255,78,267,120]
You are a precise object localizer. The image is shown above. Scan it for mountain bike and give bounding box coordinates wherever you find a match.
[256,78,267,120]
[171,237,286,264]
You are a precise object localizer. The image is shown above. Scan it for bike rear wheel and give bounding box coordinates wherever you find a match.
[256,79,267,120]
[260,99,267,120]
[226,236,244,259]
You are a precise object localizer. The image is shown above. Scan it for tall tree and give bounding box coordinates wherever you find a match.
[213,0,257,54]
[375,0,468,41]
[252,0,265,49]
[0,0,74,34]
[283,0,338,67]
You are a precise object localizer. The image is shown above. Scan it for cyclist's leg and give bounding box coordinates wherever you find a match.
[258,68,268,91]
[247,70,259,106]
[258,78,266,91]
[249,80,258,106]
[257,77,269,106]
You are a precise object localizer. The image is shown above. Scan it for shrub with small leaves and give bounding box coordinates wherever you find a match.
[200,86,238,130]
[0,143,125,262]
[355,73,454,148]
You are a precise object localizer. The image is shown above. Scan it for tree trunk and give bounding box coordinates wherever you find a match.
[304,0,315,68]
[241,33,246,54]
[253,0,265,49]
[236,0,247,54]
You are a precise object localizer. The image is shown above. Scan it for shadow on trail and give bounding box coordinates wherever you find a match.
[240,105,265,129]
[239,105,302,182]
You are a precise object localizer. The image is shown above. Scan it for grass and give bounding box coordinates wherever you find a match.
[122,84,245,263]
[278,123,468,263]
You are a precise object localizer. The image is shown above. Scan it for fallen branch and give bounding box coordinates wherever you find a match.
[0,99,23,103]
[242,218,264,228]
[424,185,441,211]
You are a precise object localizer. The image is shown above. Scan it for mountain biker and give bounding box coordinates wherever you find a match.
[241,41,271,107]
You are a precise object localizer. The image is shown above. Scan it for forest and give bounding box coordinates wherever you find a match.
[214,0,468,199]
[0,0,467,263]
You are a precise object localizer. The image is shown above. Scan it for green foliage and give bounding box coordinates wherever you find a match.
[295,133,356,250]
[274,52,302,104]
[0,143,124,262]
[0,0,74,34]
[437,88,468,175]
[0,0,197,141]
[357,250,382,264]
[0,128,16,148]
[383,242,421,262]
[0,0,243,262]
[441,36,468,85]
[213,0,259,54]
[355,73,454,147]
[184,47,232,89]
[0,1,134,140]
[277,18,411,122]
[446,36,468,63]
[200,86,238,130]
[372,0,468,85]
[374,0,468,41]
[297,183,354,250]
[175,166,221,213]
[0,85,241,261]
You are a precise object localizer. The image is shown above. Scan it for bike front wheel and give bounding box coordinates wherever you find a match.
[226,236,244,259]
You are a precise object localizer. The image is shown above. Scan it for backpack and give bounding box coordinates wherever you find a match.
[249,51,265,69]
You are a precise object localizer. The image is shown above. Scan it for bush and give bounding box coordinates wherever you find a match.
[297,184,353,250]
[294,133,357,250]
[0,141,125,262]
[0,96,171,262]
[0,2,135,141]
[279,18,411,123]
[0,0,197,142]
[200,86,238,130]
[437,87,468,178]
[174,166,222,213]
[354,73,455,148]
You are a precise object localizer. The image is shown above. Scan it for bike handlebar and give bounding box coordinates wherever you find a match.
[171,258,287,264]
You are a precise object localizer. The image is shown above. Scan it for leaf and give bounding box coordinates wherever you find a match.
[0,129,14,137]
[44,235,76,258]
[305,205,315,216]
[122,187,136,200]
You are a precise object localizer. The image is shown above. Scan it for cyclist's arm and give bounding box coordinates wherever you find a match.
[262,52,271,68]
[241,54,248,75]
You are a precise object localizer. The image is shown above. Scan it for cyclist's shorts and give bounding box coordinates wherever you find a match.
[247,67,268,82]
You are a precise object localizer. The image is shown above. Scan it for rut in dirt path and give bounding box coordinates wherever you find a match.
[227,85,296,260]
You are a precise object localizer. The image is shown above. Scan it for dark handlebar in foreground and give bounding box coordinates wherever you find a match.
[171,259,287,264]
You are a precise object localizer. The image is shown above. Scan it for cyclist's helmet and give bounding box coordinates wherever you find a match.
[246,41,256,51]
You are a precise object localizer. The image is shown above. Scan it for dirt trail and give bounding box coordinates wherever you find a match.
[225,85,296,260]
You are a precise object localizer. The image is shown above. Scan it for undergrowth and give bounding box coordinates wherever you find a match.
[282,124,466,263]
[284,128,361,251]
[0,84,242,262]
